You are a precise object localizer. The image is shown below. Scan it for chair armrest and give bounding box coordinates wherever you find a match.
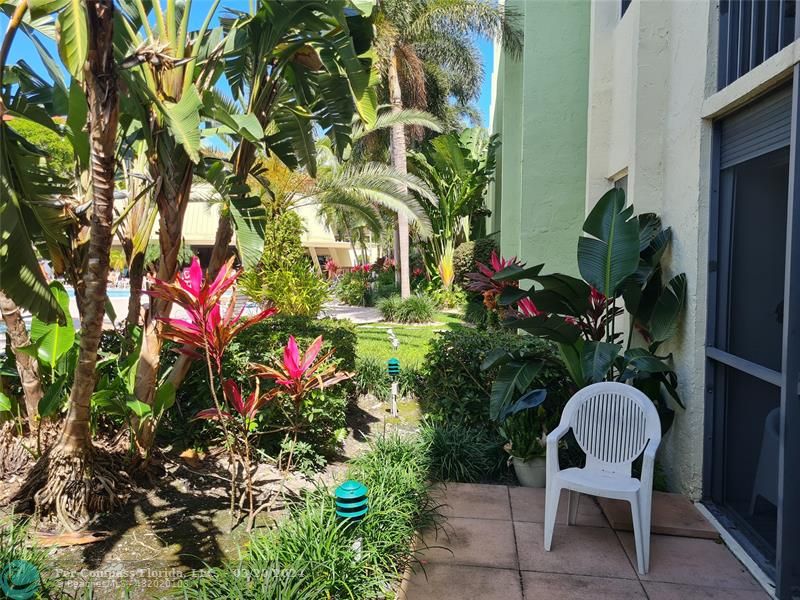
[546,422,570,476]
[640,439,658,490]
[546,423,570,446]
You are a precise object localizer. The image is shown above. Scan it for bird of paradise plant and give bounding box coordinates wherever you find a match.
[252,335,351,471]
[146,255,275,524]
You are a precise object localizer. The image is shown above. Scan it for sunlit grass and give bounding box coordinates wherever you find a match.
[355,311,466,366]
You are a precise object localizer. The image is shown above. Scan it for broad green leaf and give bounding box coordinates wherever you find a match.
[29,281,75,368]
[231,196,267,271]
[578,188,640,298]
[489,359,543,421]
[0,195,64,324]
[126,399,152,418]
[28,0,69,19]
[162,85,203,163]
[581,341,621,384]
[39,374,67,417]
[481,347,513,371]
[557,340,585,388]
[497,286,530,307]
[649,274,687,343]
[0,392,11,413]
[154,381,176,415]
[66,79,89,168]
[512,314,581,345]
[493,263,544,282]
[56,0,89,79]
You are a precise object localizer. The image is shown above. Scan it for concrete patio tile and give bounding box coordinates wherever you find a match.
[642,581,770,599]
[515,521,638,580]
[433,482,512,521]
[417,517,518,569]
[521,572,647,599]
[619,533,762,590]
[402,564,523,600]
[509,487,608,527]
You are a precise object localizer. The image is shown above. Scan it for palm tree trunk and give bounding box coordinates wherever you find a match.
[121,252,144,356]
[0,291,43,430]
[133,166,192,453]
[388,48,411,298]
[15,0,123,530]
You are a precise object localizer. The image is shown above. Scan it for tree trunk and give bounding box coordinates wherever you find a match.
[133,165,192,453]
[121,251,144,357]
[0,291,43,430]
[16,0,123,530]
[388,49,411,298]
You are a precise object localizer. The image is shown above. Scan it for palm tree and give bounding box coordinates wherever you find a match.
[7,0,122,529]
[372,0,522,296]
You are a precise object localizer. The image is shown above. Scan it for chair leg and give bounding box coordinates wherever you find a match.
[639,493,652,574]
[544,484,560,551]
[630,497,646,575]
[567,491,580,525]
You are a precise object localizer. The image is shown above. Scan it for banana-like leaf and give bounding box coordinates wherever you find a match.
[29,281,75,368]
[38,373,67,418]
[581,341,621,384]
[231,196,267,271]
[489,359,544,421]
[162,85,203,163]
[512,314,581,345]
[557,340,585,388]
[493,263,544,282]
[56,0,88,79]
[498,388,547,423]
[649,274,687,343]
[577,188,640,298]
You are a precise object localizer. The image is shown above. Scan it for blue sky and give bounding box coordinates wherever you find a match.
[0,5,495,125]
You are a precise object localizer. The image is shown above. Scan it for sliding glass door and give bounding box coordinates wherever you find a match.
[707,78,799,598]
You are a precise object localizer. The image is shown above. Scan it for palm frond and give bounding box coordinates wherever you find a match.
[351,107,442,142]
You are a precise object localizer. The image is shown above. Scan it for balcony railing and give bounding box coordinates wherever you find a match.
[719,0,798,89]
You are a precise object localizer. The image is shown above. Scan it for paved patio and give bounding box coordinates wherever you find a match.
[402,483,769,600]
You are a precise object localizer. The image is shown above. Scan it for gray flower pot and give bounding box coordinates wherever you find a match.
[512,456,547,487]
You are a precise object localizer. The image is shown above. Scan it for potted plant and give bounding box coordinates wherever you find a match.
[498,390,549,487]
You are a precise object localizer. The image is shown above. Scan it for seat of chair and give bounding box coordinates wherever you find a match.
[555,467,641,499]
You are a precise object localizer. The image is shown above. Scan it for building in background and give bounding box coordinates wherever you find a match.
[487,0,590,275]
[115,184,377,271]
[490,0,799,595]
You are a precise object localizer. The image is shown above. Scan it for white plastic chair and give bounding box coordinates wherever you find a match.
[543,382,661,575]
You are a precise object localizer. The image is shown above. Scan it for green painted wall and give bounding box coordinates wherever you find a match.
[488,0,590,275]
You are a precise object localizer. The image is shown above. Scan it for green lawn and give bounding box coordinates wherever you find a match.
[355,311,465,367]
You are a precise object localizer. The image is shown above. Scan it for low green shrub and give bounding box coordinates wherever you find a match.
[353,356,391,400]
[335,270,372,306]
[453,237,497,290]
[418,327,570,429]
[176,435,439,599]
[239,262,329,317]
[169,316,357,458]
[427,286,467,310]
[420,419,504,483]
[377,294,436,323]
[0,515,60,597]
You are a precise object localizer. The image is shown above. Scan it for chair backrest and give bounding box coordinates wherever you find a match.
[560,382,661,475]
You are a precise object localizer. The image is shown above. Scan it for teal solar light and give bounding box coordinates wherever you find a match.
[387,357,400,377]
[335,480,368,520]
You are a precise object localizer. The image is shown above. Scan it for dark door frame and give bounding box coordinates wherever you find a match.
[704,69,800,599]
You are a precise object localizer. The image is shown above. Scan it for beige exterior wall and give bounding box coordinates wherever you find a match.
[586,0,800,498]
[586,0,717,499]
[117,184,376,268]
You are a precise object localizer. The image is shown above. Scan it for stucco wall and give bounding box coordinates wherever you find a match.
[489,0,589,274]
[585,0,717,499]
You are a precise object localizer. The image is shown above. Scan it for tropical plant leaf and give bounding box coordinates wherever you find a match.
[649,274,687,343]
[557,340,585,388]
[512,314,581,345]
[0,392,11,413]
[581,341,621,384]
[230,195,267,271]
[56,0,89,79]
[154,381,176,415]
[498,388,547,422]
[489,359,544,421]
[28,281,75,368]
[162,84,203,163]
[493,263,544,282]
[126,399,152,418]
[38,373,67,418]
[577,188,640,298]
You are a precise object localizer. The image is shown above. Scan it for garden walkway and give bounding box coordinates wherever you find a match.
[402,483,769,600]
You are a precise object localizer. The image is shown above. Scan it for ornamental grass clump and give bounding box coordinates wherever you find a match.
[176,435,440,599]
